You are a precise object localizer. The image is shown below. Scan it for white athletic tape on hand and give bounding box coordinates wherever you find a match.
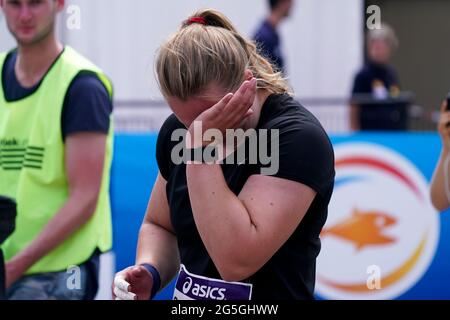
[114,275,131,292]
[114,286,137,300]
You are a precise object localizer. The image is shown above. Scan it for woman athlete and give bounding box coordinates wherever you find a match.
[113,9,335,301]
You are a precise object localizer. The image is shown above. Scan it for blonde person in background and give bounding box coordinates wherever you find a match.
[350,24,405,131]
[430,99,450,212]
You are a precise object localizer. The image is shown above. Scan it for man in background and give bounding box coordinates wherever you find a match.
[253,0,294,73]
[0,0,113,299]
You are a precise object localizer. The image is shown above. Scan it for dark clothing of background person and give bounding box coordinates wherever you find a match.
[0,196,16,300]
[351,62,406,131]
[254,20,285,72]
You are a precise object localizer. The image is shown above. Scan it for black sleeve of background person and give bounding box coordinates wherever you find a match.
[388,66,400,86]
[266,121,335,198]
[351,70,368,95]
[156,114,185,181]
[61,72,113,141]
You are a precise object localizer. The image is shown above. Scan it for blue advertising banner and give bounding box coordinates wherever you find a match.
[111,133,449,300]
[318,133,449,300]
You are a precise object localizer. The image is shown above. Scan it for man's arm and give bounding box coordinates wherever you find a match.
[6,132,107,288]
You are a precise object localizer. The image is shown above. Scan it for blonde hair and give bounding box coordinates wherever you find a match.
[156,9,292,101]
[368,23,399,49]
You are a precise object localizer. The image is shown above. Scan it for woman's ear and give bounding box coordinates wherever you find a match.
[244,69,254,81]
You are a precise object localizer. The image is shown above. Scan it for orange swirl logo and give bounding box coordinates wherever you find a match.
[316,143,439,300]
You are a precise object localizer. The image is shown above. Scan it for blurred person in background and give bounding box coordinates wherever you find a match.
[0,0,113,299]
[253,0,294,73]
[350,24,406,131]
[430,100,450,212]
[113,9,334,301]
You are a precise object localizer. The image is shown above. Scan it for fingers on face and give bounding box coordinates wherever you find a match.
[227,81,248,110]
[208,78,256,126]
[243,78,257,106]
[208,93,234,118]
[217,93,234,111]
[228,78,256,115]
[246,108,254,116]
[242,78,257,102]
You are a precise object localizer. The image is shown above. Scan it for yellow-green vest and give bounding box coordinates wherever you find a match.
[0,46,113,274]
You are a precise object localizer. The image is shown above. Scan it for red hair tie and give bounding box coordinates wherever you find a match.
[186,17,207,26]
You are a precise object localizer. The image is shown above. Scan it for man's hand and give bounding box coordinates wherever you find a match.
[5,255,30,289]
[112,266,154,300]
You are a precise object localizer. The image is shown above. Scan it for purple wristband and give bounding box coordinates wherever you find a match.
[140,263,161,300]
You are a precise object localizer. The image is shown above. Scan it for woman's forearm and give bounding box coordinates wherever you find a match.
[136,222,180,289]
[431,148,450,211]
[186,164,258,277]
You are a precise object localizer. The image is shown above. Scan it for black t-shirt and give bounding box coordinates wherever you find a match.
[156,94,335,300]
[351,62,406,130]
[2,50,112,140]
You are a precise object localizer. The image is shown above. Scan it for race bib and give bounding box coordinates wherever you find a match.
[173,265,253,300]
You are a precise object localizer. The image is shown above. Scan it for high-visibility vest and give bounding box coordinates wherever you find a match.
[0,46,113,274]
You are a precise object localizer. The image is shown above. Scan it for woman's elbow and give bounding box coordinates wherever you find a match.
[430,190,449,212]
[432,199,449,213]
[215,257,259,283]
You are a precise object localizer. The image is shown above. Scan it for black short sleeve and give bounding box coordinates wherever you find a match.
[61,72,113,141]
[256,95,335,199]
[352,71,368,95]
[156,114,185,181]
[269,122,335,198]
